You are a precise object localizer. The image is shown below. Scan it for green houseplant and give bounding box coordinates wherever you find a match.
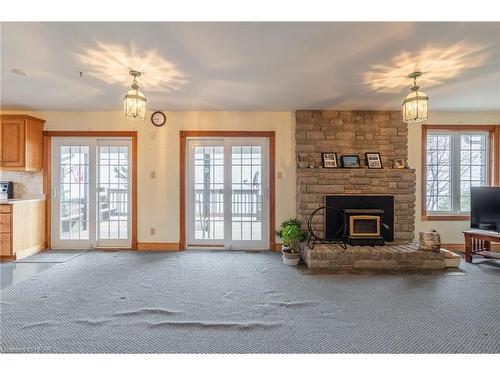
[276,219,308,265]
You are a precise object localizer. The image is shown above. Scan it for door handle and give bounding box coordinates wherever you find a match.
[263,187,269,199]
[52,187,57,198]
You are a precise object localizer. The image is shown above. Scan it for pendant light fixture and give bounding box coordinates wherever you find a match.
[402,71,428,124]
[123,70,146,120]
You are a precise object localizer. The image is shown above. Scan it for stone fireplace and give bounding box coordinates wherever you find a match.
[295,110,416,243]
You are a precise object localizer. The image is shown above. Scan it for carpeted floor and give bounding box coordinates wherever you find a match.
[0,250,499,353]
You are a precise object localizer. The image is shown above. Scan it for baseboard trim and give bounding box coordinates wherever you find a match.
[14,243,45,260]
[137,242,180,251]
[441,243,500,252]
[273,243,283,251]
[136,242,500,254]
[0,255,16,262]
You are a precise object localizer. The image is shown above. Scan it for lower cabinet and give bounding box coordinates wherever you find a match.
[0,201,45,261]
[0,205,14,260]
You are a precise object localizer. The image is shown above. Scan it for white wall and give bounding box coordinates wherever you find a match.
[0,111,297,245]
[3,109,499,245]
[408,112,500,244]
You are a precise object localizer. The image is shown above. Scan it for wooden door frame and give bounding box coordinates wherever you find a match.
[421,124,499,221]
[179,131,276,251]
[43,131,138,250]
[495,127,500,186]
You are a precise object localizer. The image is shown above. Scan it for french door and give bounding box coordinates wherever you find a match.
[186,137,269,250]
[51,137,132,249]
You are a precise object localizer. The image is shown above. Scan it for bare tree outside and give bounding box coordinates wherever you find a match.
[426,132,488,214]
[426,134,451,212]
[459,134,488,211]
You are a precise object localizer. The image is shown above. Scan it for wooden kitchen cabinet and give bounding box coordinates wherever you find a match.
[0,205,14,261]
[0,200,45,261]
[0,115,45,171]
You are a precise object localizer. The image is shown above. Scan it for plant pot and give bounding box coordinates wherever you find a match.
[282,250,301,266]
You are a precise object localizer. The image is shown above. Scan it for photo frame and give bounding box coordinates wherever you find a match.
[393,158,406,169]
[321,152,338,168]
[365,152,382,169]
[340,155,361,168]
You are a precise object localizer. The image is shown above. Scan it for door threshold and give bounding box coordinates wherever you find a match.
[186,246,226,250]
[186,246,268,252]
[94,247,132,252]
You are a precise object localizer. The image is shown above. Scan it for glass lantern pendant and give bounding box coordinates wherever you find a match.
[123,70,146,120]
[402,71,428,124]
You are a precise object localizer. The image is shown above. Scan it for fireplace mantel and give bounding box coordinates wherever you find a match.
[297,168,416,195]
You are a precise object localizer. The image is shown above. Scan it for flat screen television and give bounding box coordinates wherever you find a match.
[470,187,500,233]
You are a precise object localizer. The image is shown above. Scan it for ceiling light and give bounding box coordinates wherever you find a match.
[77,42,186,90]
[364,41,490,93]
[402,71,428,124]
[123,70,146,121]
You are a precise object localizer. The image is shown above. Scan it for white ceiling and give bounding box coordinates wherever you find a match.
[1,22,499,111]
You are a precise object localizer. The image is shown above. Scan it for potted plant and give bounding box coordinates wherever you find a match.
[276,219,308,266]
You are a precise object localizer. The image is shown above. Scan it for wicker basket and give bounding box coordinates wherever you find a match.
[419,230,441,252]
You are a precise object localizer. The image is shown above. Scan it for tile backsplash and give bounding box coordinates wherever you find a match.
[0,170,43,198]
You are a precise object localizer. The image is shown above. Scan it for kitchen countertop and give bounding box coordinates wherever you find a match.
[0,196,46,205]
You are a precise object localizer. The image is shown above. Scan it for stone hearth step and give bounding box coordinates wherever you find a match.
[302,242,454,272]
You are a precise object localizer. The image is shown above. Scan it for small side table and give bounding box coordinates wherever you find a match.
[463,229,500,263]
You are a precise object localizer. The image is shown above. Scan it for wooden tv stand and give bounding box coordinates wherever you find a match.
[463,229,500,263]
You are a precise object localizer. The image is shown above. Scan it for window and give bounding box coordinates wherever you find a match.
[424,126,492,218]
[426,133,452,212]
[458,134,489,212]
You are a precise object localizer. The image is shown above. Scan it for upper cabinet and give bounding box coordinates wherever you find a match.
[0,115,45,171]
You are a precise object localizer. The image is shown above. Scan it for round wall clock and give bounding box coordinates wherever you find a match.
[151,111,166,127]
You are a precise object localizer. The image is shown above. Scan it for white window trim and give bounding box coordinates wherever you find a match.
[426,130,489,216]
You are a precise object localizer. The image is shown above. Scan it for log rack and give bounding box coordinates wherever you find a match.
[307,206,347,250]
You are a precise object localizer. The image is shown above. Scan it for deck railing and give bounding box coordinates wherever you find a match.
[195,187,261,219]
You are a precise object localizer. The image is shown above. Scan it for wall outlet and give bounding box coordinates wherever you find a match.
[151,171,156,179]
[277,171,283,179]
[150,228,156,235]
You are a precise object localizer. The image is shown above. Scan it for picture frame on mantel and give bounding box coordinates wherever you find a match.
[340,155,361,168]
[321,152,338,168]
[393,158,407,169]
[365,152,383,169]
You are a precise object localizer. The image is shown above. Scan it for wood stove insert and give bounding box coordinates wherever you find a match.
[341,208,385,246]
[325,195,394,242]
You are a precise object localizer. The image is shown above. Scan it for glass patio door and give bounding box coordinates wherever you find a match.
[96,140,131,248]
[51,137,132,249]
[186,138,269,250]
[51,138,94,249]
[188,140,225,245]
